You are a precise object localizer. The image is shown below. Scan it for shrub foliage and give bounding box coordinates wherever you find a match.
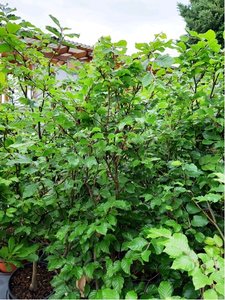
[0,5,224,299]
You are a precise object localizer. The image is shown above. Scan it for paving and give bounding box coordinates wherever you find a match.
[0,273,10,299]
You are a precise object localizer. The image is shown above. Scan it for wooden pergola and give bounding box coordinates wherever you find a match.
[0,37,93,103]
[1,37,93,64]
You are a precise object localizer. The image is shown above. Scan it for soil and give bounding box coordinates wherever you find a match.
[9,263,55,299]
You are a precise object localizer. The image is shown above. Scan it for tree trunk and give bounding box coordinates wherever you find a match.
[29,261,38,292]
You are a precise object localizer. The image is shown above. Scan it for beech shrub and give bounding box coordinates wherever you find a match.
[0,5,224,299]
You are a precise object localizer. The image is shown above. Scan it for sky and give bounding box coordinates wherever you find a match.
[1,0,190,53]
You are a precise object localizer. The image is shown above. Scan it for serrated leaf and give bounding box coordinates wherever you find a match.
[113,200,130,210]
[46,25,61,37]
[215,282,224,296]
[183,163,202,177]
[96,222,108,235]
[127,237,148,251]
[213,235,223,248]
[158,281,173,299]
[6,22,20,34]
[155,54,174,68]
[186,202,201,214]
[141,249,151,262]
[48,258,65,270]
[69,223,87,241]
[125,290,138,299]
[195,193,222,203]
[0,43,12,52]
[23,183,39,198]
[203,289,218,300]
[8,237,15,253]
[164,233,190,258]
[192,268,211,290]
[6,207,17,217]
[199,30,216,41]
[142,73,153,87]
[171,255,195,272]
[84,262,99,279]
[101,288,120,299]
[56,225,70,240]
[147,228,171,239]
[85,157,97,168]
[111,275,124,292]
[121,258,132,274]
[171,160,182,167]
[191,215,209,227]
[49,14,61,27]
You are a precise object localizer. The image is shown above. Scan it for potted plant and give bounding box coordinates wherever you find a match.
[0,237,37,273]
[8,261,56,299]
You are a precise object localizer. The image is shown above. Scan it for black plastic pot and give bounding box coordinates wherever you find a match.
[7,262,54,299]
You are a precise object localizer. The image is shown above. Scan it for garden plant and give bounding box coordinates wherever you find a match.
[0,4,224,299]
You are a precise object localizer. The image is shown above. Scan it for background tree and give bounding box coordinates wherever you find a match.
[177,0,224,46]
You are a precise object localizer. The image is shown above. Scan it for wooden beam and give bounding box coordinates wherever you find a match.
[68,48,87,59]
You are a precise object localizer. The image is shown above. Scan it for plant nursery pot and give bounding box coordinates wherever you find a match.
[7,262,55,299]
[0,261,17,273]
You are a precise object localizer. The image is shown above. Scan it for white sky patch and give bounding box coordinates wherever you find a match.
[2,0,190,53]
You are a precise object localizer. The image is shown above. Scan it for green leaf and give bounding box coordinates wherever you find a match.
[7,155,32,165]
[147,228,171,239]
[45,25,61,37]
[141,249,151,262]
[0,43,12,52]
[96,222,108,235]
[48,257,65,270]
[158,281,173,299]
[23,183,39,198]
[6,207,17,218]
[56,225,70,240]
[171,160,182,167]
[125,290,138,299]
[215,282,224,296]
[67,154,80,167]
[0,72,6,85]
[164,233,190,258]
[0,178,12,186]
[6,22,20,33]
[195,232,205,243]
[213,235,223,248]
[142,73,153,87]
[199,30,216,41]
[113,200,130,210]
[191,215,209,227]
[192,268,211,290]
[203,289,218,300]
[85,157,97,168]
[127,237,148,251]
[155,54,174,68]
[165,220,181,232]
[183,163,202,177]
[171,255,195,272]
[121,258,132,274]
[8,237,15,253]
[135,42,149,51]
[114,40,127,47]
[186,203,201,214]
[101,288,120,299]
[84,262,99,278]
[111,275,124,292]
[49,14,61,27]
[213,173,225,184]
[195,193,222,203]
[69,223,87,241]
